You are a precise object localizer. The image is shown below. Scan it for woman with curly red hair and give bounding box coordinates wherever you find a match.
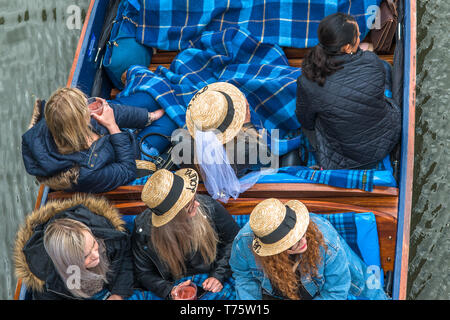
[230,198,389,300]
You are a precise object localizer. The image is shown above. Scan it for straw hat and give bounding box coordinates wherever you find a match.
[141,168,199,227]
[186,82,247,144]
[136,160,156,172]
[250,198,310,256]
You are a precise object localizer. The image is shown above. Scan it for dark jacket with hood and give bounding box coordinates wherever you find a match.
[131,194,240,299]
[296,49,401,169]
[14,195,135,300]
[21,100,149,193]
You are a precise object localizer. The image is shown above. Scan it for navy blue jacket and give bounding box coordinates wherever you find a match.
[22,103,148,193]
[296,49,401,169]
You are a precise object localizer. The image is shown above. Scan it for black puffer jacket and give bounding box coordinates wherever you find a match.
[14,195,135,300]
[296,49,401,169]
[131,194,240,299]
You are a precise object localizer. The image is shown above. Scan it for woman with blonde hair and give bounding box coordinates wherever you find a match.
[22,87,164,193]
[14,195,136,300]
[131,168,240,300]
[230,198,389,300]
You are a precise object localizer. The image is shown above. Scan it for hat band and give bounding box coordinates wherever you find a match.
[257,206,297,245]
[151,174,185,216]
[216,91,235,134]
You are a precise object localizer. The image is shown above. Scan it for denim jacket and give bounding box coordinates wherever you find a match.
[230,214,388,300]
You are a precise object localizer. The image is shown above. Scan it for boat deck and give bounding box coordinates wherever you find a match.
[47,45,400,273]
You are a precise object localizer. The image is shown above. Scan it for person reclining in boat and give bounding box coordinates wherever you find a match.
[131,168,240,300]
[295,13,401,170]
[178,82,272,177]
[229,198,389,300]
[21,87,165,193]
[175,82,274,201]
[14,195,140,300]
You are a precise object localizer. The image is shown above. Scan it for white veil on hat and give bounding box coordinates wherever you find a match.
[194,129,260,203]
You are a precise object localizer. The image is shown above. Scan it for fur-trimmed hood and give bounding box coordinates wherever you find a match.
[14,194,126,293]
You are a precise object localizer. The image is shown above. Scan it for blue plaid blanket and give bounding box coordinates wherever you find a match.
[119,27,301,136]
[136,0,382,50]
[129,165,374,191]
[129,150,395,191]
[274,166,375,191]
[122,0,392,191]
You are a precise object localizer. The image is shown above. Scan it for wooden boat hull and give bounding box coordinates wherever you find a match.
[15,0,416,300]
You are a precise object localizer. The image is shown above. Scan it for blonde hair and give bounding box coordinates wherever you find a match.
[43,218,109,298]
[45,87,94,154]
[150,198,218,279]
[255,220,326,300]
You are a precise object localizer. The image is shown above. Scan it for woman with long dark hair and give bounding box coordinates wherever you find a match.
[296,13,401,170]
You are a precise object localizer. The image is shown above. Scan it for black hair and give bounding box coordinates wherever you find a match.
[301,13,359,86]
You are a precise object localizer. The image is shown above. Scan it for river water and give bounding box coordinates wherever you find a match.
[0,0,448,300]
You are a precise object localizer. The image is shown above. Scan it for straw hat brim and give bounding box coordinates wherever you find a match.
[135,160,156,172]
[186,82,247,144]
[252,200,310,257]
[149,168,199,227]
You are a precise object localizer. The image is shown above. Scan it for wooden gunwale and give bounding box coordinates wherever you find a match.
[13,0,98,301]
[393,0,416,301]
[67,0,96,87]
[47,184,399,200]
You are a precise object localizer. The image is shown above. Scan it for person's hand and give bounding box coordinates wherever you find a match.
[359,42,374,52]
[91,103,120,134]
[202,277,223,293]
[171,279,192,299]
[107,294,123,300]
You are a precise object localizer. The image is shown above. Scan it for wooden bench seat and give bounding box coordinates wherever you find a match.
[46,182,398,272]
[146,48,394,72]
[111,47,394,98]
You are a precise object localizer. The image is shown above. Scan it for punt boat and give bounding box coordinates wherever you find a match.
[15,0,416,300]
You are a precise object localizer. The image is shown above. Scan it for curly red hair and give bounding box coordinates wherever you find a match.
[254,220,326,300]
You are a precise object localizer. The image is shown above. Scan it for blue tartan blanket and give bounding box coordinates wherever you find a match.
[129,156,392,191]
[119,27,302,136]
[240,165,376,191]
[136,0,382,50]
[129,167,374,191]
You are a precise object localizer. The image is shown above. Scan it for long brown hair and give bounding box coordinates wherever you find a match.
[255,220,326,300]
[45,87,95,154]
[150,198,218,278]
